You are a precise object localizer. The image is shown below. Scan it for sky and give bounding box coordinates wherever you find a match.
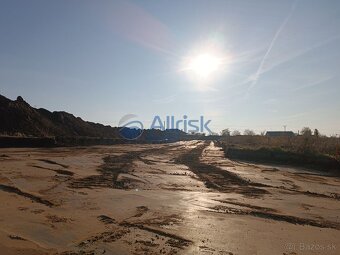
[1,0,340,135]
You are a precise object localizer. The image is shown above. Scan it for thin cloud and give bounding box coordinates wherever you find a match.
[152,94,176,104]
[292,75,334,92]
[263,98,279,105]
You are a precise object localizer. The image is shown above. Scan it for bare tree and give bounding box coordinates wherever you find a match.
[301,127,312,136]
[243,129,255,136]
[221,128,231,136]
[231,130,241,136]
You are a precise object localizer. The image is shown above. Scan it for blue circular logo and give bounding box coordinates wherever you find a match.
[118,114,144,140]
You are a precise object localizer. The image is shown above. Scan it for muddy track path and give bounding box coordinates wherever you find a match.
[0,142,339,255]
[175,141,270,198]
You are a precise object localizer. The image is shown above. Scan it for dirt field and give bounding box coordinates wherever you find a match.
[0,141,339,255]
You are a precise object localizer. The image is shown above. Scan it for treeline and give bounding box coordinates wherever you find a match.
[220,127,331,137]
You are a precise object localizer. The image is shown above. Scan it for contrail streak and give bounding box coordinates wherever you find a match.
[248,0,297,91]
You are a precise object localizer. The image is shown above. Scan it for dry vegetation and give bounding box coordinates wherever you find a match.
[218,135,340,172]
[221,135,340,159]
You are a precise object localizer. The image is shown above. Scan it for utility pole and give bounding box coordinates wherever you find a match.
[283,125,287,132]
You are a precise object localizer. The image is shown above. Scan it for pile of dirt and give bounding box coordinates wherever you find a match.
[0,94,119,138]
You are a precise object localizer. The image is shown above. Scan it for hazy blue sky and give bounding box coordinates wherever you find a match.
[1,0,340,135]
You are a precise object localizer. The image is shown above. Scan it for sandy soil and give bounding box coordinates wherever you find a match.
[0,141,339,255]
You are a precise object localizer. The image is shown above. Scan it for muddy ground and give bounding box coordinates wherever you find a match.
[0,141,339,254]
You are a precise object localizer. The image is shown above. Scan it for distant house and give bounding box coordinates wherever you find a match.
[265,131,295,137]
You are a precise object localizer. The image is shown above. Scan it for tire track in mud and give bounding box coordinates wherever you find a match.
[73,209,192,255]
[31,164,74,176]
[38,159,69,169]
[69,144,183,189]
[206,204,340,230]
[212,199,278,213]
[276,187,340,201]
[231,164,340,201]
[0,184,54,207]
[120,222,192,247]
[175,142,269,198]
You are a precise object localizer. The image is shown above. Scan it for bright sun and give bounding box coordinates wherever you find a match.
[186,53,222,80]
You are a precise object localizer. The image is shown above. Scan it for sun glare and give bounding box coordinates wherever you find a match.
[187,53,222,79]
